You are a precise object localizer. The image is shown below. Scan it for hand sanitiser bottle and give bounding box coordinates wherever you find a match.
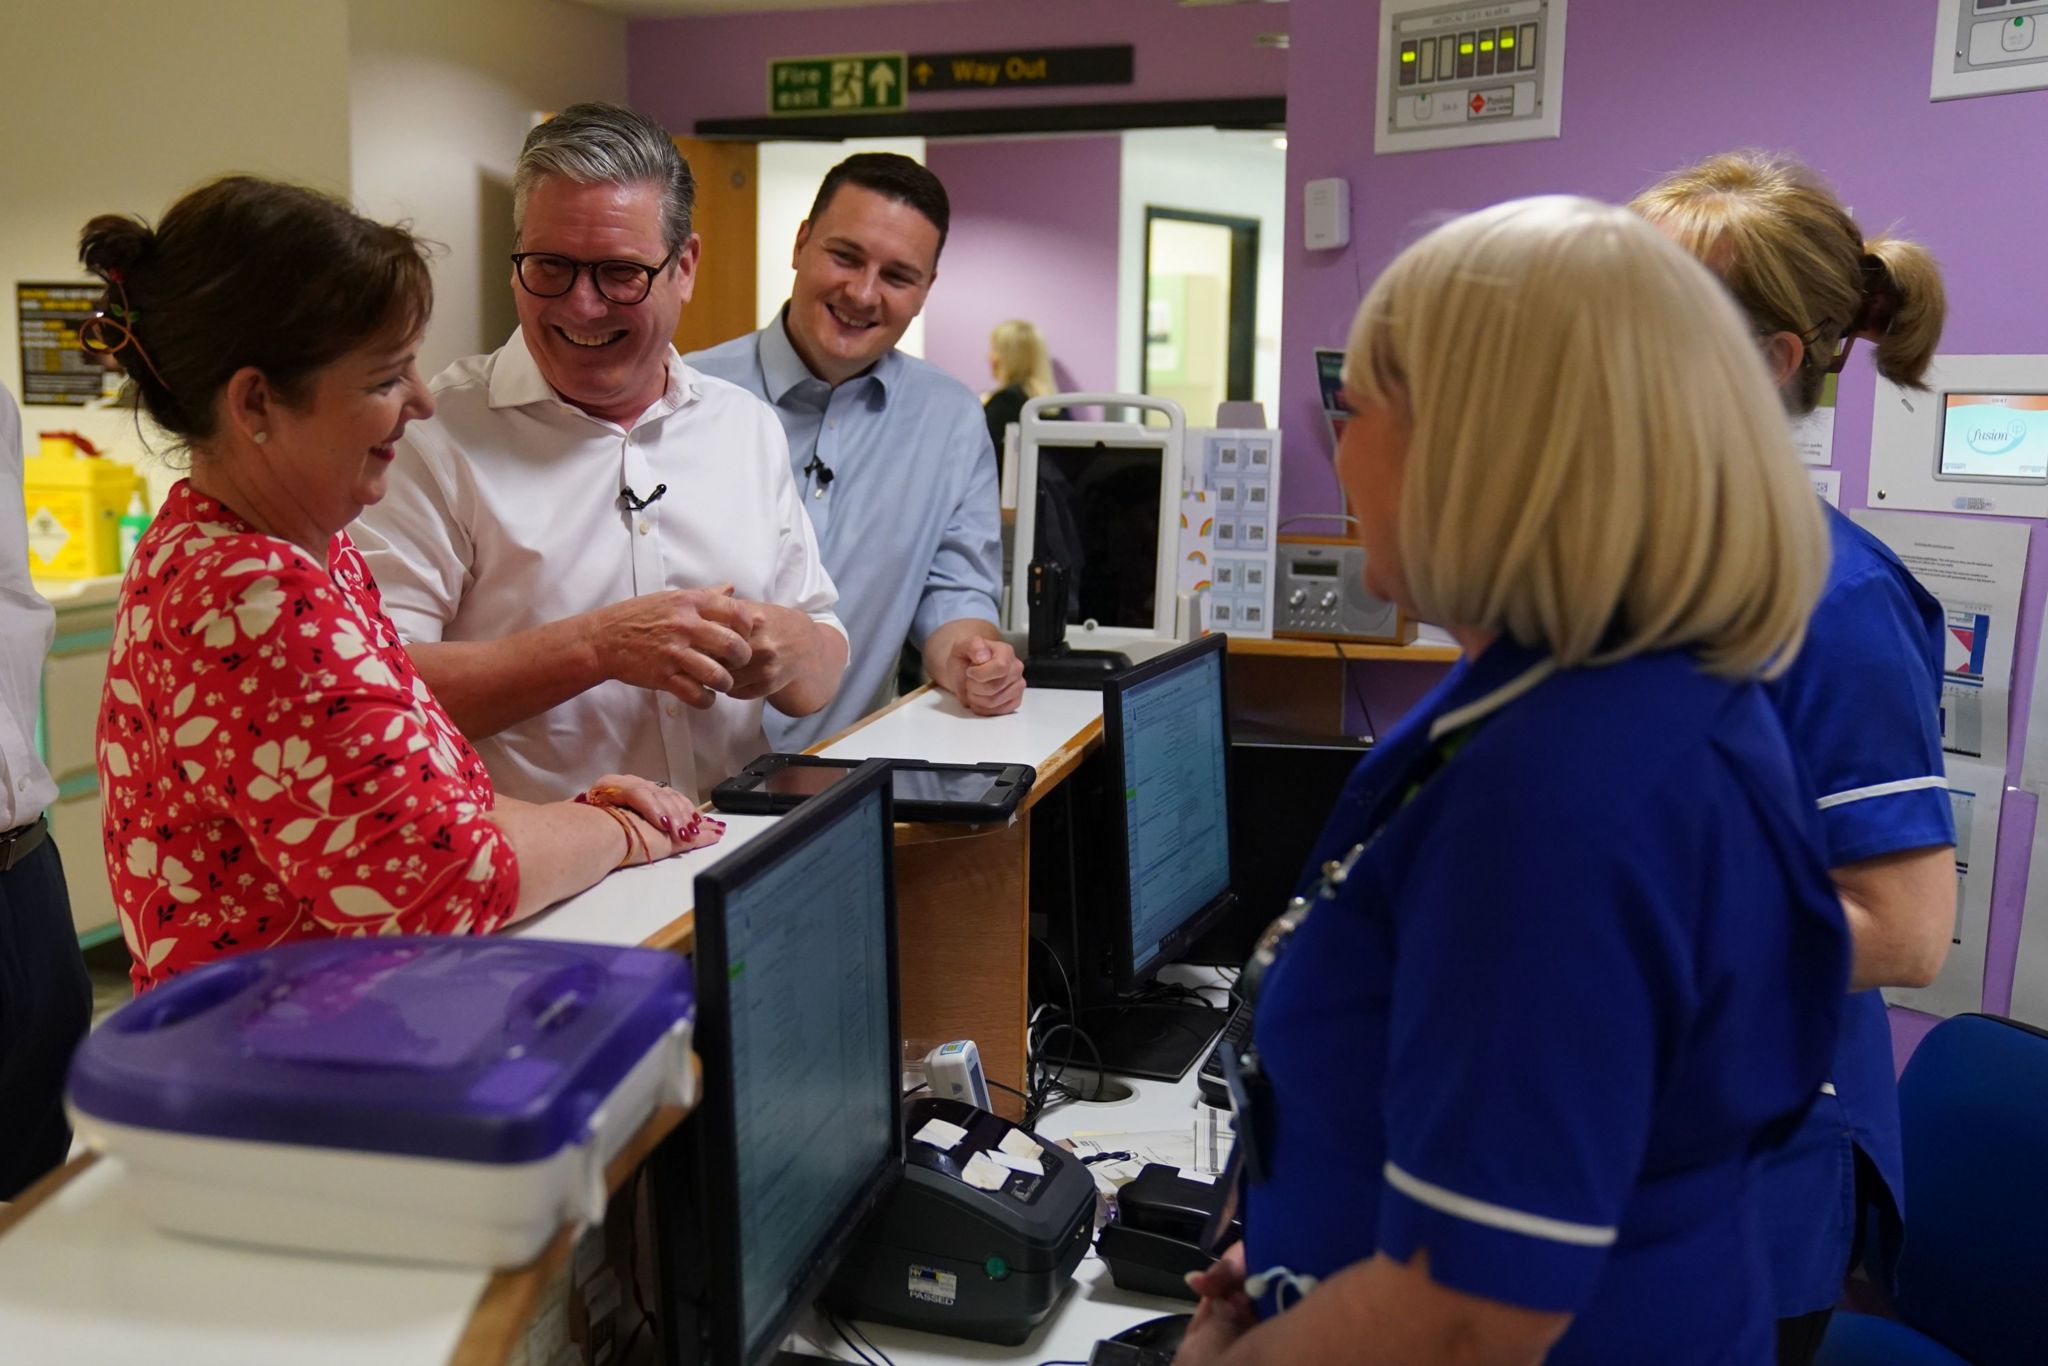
[117,490,149,569]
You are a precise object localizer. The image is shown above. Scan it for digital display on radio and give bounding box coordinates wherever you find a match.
[1290,561,1340,577]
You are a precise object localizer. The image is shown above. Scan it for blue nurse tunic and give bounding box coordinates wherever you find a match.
[1243,637,1849,1363]
[1757,503,1954,1316]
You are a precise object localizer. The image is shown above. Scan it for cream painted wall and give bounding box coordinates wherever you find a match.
[348,0,629,382]
[0,0,353,478]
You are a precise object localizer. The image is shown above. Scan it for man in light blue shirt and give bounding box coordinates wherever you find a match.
[690,153,1022,750]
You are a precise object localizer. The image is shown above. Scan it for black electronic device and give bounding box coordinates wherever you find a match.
[1024,557,1131,689]
[1195,998,1253,1110]
[653,760,902,1366]
[1033,635,1238,1080]
[824,1096,1097,1345]
[712,754,1035,824]
[1095,1164,1243,1302]
[1088,1314,1192,1366]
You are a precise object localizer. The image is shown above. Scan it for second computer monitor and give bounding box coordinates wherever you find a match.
[1106,633,1235,988]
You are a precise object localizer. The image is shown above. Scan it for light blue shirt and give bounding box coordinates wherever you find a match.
[688,311,1001,750]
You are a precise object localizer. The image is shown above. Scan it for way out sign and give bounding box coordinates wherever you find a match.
[769,53,907,115]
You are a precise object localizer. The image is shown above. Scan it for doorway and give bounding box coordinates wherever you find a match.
[1140,208,1259,427]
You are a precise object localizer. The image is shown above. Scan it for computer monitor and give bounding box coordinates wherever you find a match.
[1007,393,1187,650]
[656,759,901,1366]
[1058,633,1237,1080]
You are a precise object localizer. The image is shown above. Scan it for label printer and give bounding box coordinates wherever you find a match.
[826,1097,1097,1345]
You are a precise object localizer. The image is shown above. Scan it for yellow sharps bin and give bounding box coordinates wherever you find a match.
[24,433,147,579]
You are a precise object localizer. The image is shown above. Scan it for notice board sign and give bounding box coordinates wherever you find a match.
[18,282,103,407]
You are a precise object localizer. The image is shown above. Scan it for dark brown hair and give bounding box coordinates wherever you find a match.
[78,175,432,444]
[807,153,950,259]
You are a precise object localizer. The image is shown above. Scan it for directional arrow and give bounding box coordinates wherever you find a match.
[914,60,933,86]
[869,61,898,103]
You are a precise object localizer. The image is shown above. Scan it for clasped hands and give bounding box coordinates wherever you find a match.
[591,585,815,709]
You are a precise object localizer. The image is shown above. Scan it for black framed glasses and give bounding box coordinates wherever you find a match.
[510,247,677,305]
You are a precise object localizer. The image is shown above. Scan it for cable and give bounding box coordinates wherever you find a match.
[844,1315,894,1366]
[823,1306,883,1366]
[1336,641,1379,743]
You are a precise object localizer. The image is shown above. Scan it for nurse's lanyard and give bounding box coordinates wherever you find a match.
[1218,717,1484,1191]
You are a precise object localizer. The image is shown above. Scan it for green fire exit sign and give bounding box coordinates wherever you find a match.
[769,53,907,116]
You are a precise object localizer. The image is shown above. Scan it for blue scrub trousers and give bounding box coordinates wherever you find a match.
[0,833,91,1199]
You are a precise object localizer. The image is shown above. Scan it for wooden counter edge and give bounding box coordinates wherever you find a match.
[0,1150,98,1238]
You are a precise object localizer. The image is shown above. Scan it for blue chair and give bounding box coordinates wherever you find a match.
[1816,1013,2048,1366]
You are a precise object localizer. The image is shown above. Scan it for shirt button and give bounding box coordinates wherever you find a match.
[666,702,681,717]
[638,521,651,536]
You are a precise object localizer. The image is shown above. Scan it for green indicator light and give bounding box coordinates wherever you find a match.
[1402,50,1416,61]
[985,1256,1010,1280]
[1460,42,1474,54]
[1480,39,1494,50]
[1501,33,1515,47]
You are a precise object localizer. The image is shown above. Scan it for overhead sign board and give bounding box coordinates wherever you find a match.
[907,45,1135,93]
[768,53,907,116]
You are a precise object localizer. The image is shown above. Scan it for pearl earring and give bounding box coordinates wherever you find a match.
[252,432,269,445]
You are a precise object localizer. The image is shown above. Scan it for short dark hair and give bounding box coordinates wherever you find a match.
[806,153,950,259]
[78,176,432,446]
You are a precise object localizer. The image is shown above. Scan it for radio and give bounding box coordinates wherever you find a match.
[1272,535,1412,644]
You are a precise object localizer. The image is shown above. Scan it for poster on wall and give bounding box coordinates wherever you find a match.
[1790,373,1838,466]
[16,282,104,407]
[2012,809,2048,1030]
[1883,757,2003,1019]
[1853,510,2030,763]
[1810,469,1841,509]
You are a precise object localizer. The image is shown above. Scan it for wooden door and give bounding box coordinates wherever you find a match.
[671,137,759,356]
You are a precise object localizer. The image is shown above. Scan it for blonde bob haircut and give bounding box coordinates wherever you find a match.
[1343,195,1827,680]
[989,318,1055,398]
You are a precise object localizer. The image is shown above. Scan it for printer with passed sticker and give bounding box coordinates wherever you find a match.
[824,1096,1097,1344]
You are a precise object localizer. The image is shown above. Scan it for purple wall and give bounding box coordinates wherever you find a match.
[922,135,1121,397]
[1283,0,2048,1066]
[626,1,1285,129]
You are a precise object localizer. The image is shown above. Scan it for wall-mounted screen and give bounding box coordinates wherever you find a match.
[1936,393,2048,483]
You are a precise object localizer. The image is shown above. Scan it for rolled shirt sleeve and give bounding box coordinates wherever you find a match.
[909,413,1002,647]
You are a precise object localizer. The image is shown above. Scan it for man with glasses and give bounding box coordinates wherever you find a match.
[355,103,845,802]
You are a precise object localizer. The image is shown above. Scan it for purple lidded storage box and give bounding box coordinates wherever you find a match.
[67,937,696,1268]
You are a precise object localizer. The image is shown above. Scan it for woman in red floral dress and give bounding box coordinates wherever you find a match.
[84,177,720,992]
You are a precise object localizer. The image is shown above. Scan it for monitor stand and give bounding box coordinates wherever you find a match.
[1077,999,1232,1082]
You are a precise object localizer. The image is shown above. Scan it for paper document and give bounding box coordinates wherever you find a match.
[913,1118,968,1151]
[1810,469,1841,509]
[1791,374,1838,466]
[959,1151,1008,1191]
[1883,758,2003,1018]
[1853,511,2030,763]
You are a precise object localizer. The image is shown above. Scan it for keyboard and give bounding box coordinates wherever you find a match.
[1196,999,1252,1109]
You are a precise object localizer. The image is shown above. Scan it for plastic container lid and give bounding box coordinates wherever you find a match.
[69,938,694,1165]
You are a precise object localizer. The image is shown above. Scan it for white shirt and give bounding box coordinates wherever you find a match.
[0,384,58,829]
[351,331,844,803]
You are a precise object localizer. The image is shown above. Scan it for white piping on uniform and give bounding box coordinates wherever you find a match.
[1815,775,1948,811]
[1428,660,1559,741]
[1384,1161,1618,1247]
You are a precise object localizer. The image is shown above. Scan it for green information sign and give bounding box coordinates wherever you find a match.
[768,53,906,116]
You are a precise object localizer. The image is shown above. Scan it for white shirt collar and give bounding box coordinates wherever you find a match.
[487,327,700,428]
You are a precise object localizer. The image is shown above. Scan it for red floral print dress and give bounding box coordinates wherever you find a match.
[98,482,520,992]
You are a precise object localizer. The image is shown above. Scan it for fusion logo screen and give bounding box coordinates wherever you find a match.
[1939,394,2048,481]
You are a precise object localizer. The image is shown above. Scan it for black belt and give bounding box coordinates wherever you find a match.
[0,815,49,874]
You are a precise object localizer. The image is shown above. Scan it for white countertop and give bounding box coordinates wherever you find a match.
[0,1159,484,1366]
